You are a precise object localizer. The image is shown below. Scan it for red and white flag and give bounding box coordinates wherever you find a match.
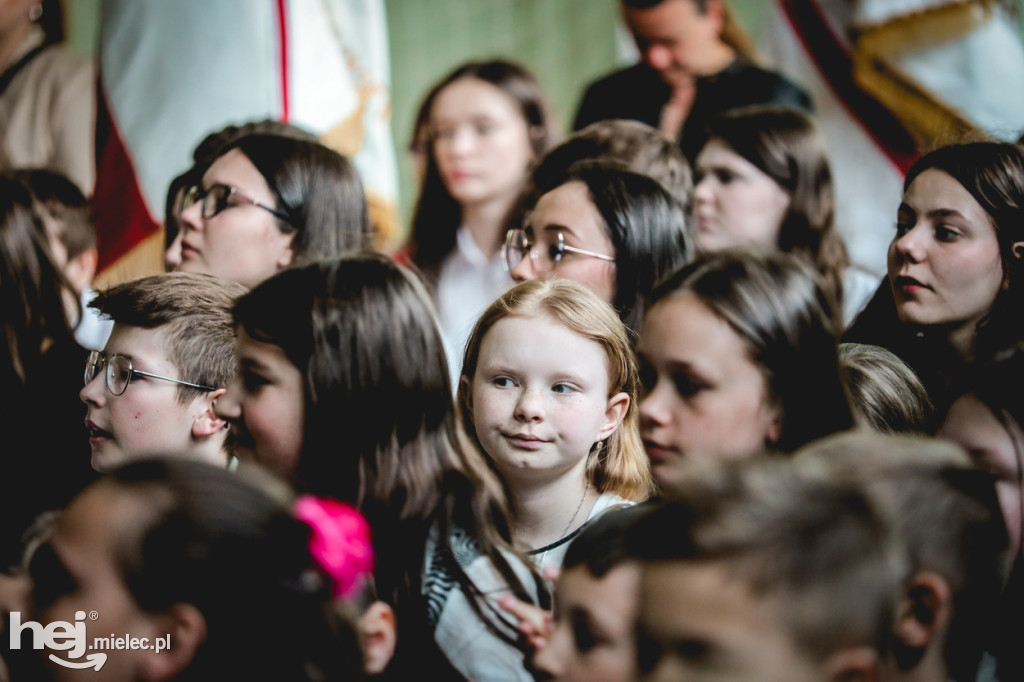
[759,0,1024,277]
[94,0,397,285]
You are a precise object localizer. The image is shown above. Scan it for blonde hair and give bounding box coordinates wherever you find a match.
[459,279,654,501]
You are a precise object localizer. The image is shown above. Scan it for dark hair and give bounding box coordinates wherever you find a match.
[407,59,555,275]
[703,106,849,318]
[651,251,853,452]
[535,161,693,333]
[629,456,907,664]
[164,120,319,249]
[0,175,76,386]
[224,134,372,263]
[9,169,93,259]
[903,142,1024,361]
[530,119,692,209]
[90,273,246,404]
[232,254,545,666]
[94,459,364,681]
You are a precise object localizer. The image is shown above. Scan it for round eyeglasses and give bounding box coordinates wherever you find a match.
[178,184,292,224]
[502,228,616,274]
[84,350,216,397]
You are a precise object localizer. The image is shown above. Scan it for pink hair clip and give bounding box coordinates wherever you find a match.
[294,495,375,599]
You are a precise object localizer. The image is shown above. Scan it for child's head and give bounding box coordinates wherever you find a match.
[533,505,649,682]
[408,59,555,271]
[80,273,246,472]
[459,278,653,501]
[637,250,852,482]
[839,343,936,435]
[796,431,1008,682]
[221,253,477,502]
[530,119,693,209]
[25,459,365,682]
[507,161,693,333]
[629,456,907,682]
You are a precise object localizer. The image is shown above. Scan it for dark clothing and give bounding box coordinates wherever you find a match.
[843,282,964,421]
[1,339,97,569]
[574,59,812,161]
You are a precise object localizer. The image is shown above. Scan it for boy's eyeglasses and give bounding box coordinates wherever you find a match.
[84,350,216,397]
[178,184,292,224]
[503,228,615,274]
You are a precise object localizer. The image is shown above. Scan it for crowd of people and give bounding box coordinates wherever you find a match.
[2,0,1023,680]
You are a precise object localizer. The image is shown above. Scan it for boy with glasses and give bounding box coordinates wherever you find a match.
[80,272,246,471]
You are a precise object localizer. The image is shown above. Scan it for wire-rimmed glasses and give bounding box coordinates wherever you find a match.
[84,350,216,397]
[502,228,615,274]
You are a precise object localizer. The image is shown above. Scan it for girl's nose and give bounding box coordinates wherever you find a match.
[514,388,545,422]
[891,224,925,264]
[214,377,244,422]
[80,372,107,407]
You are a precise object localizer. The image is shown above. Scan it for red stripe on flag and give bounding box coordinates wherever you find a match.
[781,0,918,174]
[276,0,289,121]
[93,84,160,273]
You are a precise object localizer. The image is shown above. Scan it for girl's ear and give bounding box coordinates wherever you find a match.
[139,603,207,681]
[598,392,630,440]
[192,388,227,439]
[765,402,783,447]
[460,376,474,418]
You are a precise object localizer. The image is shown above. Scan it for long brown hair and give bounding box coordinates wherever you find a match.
[407,59,555,277]
[704,106,849,321]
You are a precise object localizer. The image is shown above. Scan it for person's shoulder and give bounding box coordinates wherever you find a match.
[721,59,812,110]
[574,63,666,129]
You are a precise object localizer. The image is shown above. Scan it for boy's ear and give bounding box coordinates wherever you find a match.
[358,600,397,675]
[191,388,227,439]
[139,603,207,681]
[597,392,630,440]
[894,571,951,650]
[823,645,881,682]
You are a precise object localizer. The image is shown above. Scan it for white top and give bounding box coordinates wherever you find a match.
[74,287,113,351]
[424,523,539,682]
[528,492,635,574]
[436,227,513,387]
[843,266,881,328]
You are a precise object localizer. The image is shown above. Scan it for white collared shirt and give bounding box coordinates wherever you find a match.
[436,226,514,386]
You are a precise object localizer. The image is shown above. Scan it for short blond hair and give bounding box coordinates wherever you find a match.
[459,279,654,501]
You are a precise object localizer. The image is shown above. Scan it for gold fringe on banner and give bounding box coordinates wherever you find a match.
[851,0,995,147]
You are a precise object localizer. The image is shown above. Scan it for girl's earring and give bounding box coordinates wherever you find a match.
[28,3,43,21]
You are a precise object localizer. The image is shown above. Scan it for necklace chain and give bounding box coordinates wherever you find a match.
[554,484,588,545]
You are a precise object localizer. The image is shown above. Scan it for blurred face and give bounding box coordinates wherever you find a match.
[889,169,1004,338]
[175,148,295,288]
[637,560,824,682]
[693,138,790,253]
[637,293,780,485]
[215,327,305,477]
[465,313,628,487]
[430,77,535,209]
[80,325,212,472]
[940,393,1024,561]
[624,0,727,87]
[510,182,617,304]
[29,485,164,682]
[533,563,640,682]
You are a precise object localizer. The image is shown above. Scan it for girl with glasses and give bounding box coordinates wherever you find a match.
[458,278,654,574]
[172,131,371,288]
[214,254,546,681]
[508,161,692,335]
[401,60,556,385]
